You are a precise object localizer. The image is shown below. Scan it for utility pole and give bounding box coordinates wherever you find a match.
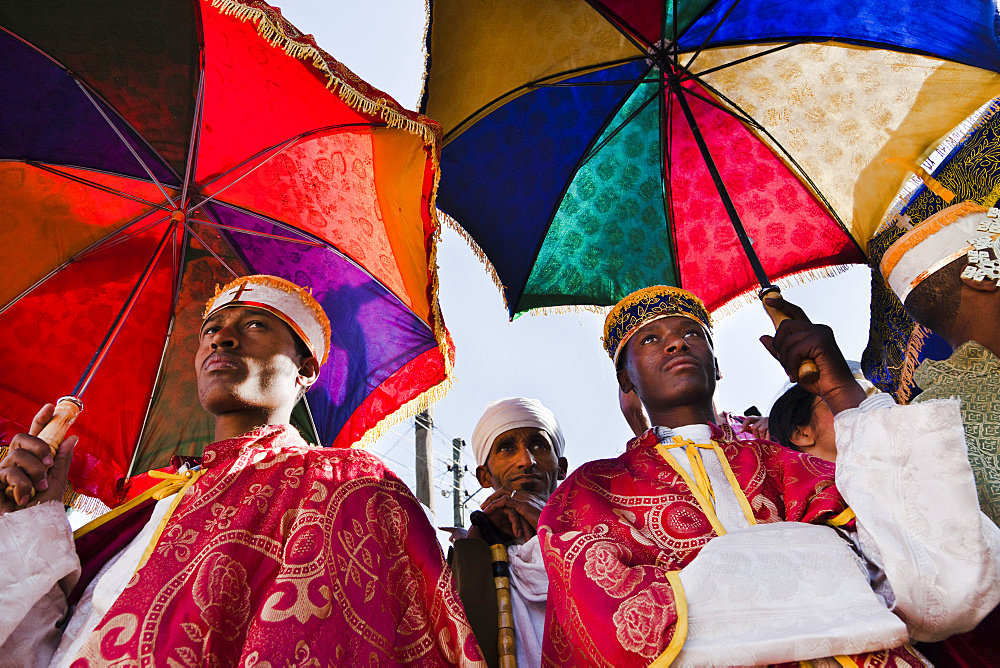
[451,438,465,526]
[414,408,434,513]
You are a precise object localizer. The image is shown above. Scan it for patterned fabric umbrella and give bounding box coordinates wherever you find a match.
[0,0,451,508]
[863,97,1000,403]
[422,0,1000,317]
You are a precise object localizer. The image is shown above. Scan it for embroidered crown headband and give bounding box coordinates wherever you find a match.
[880,201,1000,304]
[603,285,712,363]
[203,275,332,366]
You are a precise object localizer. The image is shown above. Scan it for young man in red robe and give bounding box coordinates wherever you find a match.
[538,286,1000,667]
[0,274,484,666]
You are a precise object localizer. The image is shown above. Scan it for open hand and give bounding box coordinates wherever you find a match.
[0,404,76,512]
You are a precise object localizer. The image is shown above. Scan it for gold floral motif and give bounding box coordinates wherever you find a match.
[583,542,641,598]
[612,582,675,659]
[192,552,252,641]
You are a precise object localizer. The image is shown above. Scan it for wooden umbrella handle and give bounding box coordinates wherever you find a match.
[5,397,82,504]
[36,396,83,457]
[760,289,820,384]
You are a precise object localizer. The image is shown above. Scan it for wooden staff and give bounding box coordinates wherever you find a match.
[760,287,820,384]
[4,396,82,503]
[471,510,518,668]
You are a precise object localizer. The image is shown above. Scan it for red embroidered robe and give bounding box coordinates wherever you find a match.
[72,424,484,666]
[537,424,923,667]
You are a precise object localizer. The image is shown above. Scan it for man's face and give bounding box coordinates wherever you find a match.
[617,316,718,412]
[476,427,567,501]
[195,306,306,416]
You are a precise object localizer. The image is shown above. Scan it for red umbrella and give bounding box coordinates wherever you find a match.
[0,0,452,508]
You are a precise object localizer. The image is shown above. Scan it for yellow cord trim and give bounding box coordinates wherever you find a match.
[649,570,688,667]
[656,443,727,536]
[685,445,714,506]
[828,508,856,527]
[72,478,178,540]
[834,655,859,668]
[709,442,758,527]
[136,469,205,570]
[798,662,814,668]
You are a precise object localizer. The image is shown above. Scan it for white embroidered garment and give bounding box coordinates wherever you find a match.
[674,523,909,666]
[835,394,1000,641]
[507,535,548,668]
[0,495,177,667]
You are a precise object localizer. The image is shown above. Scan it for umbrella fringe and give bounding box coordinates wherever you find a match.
[711,264,855,322]
[893,323,932,405]
[211,0,440,146]
[523,304,612,318]
[437,210,508,309]
[65,488,112,516]
[355,374,454,449]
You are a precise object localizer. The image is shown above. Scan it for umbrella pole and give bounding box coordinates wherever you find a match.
[669,79,819,383]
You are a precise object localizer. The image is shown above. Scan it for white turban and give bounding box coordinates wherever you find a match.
[471,397,565,468]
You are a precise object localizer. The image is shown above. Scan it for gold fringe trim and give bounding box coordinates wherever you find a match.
[355,374,454,449]
[438,209,508,309]
[894,323,932,405]
[210,0,442,147]
[66,491,111,517]
[523,304,612,318]
[710,264,854,322]
[977,180,1000,208]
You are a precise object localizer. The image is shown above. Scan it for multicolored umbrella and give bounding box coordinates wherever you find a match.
[863,96,1000,403]
[0,0,450,508]
[422,0,1000,317]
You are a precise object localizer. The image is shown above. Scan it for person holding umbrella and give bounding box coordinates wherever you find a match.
[0,275,485,666]
[538,285,1000,666]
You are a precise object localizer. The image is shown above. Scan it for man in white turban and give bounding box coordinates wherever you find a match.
[451,397,567,668]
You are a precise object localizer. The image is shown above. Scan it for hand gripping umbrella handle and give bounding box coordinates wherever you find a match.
[5,397,82,504]
[759,289,820,384]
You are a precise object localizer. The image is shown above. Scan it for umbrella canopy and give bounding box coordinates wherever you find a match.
[0,0,451,507]
[422,0,1000,317]
[863,96,1000,403]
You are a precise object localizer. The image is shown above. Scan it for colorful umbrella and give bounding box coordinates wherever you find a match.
[863,96,1000,403]
[0,0,451,508]
[422,0,1000,317]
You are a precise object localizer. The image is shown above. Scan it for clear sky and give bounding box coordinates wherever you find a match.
[275,0,878,522]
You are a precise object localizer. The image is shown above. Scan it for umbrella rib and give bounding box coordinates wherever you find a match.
[682,0,744,70]
[180,68,206,208]
[686,40,804,79]
[73,80,177,207]
[201,200,431,328]
[187,217,325,247]
[659,81,682,286]
[578,84,662,170]
[671,80,773,289]
[190,123,380,209]
[26,162,172,211]
[72,220,177,397]
[533,78,660,88]
[442,55,646,144]
[582,1,655,54]
[677,83,764,131]
[182,222,241,279]
[675,72,853,240]
[0,212,170,317]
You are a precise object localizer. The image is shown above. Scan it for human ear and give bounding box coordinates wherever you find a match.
[616,365,634,394]
[789,425,816,448]
[557,457,568,480]
[714,358,722,381]
[297,356,320,386]
[475,465,493,489]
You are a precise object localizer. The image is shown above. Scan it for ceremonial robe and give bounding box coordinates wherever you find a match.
[0,424,484,666]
